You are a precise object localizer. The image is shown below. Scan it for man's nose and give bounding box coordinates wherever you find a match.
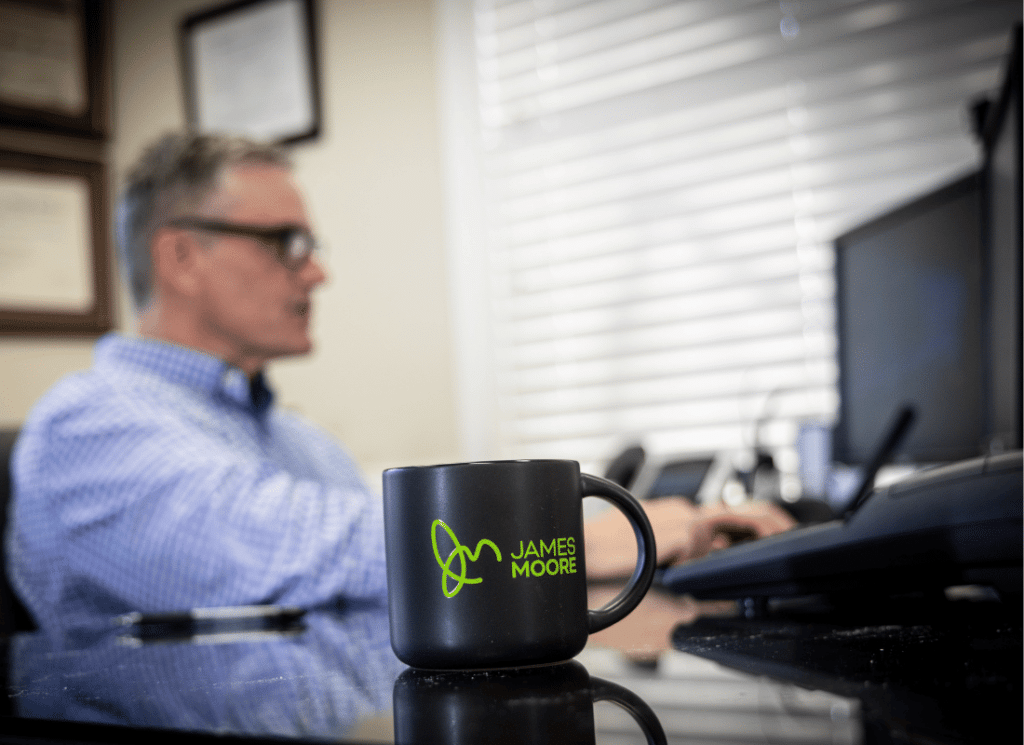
[299,254,328,288]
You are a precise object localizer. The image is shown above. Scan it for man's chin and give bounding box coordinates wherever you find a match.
[263,335,315,363]
[282,339,315,358]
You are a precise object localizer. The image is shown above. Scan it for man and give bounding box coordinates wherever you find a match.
[9,132,793,634]
[7,133,387,632]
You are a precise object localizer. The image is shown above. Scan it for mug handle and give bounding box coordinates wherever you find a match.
[581,473,657,633]
[590,676,668,745]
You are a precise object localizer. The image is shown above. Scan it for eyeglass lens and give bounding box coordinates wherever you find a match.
[284,230,316,265]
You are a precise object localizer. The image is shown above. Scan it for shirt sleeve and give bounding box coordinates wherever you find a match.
[9,374,388,619]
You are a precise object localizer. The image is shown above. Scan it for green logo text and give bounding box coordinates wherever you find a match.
[510,537,577,578]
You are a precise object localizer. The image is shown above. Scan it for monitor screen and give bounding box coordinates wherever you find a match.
[834,174,985,465]
[981,25,1022,452]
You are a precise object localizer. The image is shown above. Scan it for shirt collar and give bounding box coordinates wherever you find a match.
[94,333,275,416]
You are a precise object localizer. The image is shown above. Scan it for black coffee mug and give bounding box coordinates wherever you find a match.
[383,459,657,669]
[393,660,667,744]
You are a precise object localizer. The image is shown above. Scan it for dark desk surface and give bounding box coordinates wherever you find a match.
[1,588,1019,745]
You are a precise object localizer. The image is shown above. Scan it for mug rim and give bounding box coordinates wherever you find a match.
[383,459,580,475]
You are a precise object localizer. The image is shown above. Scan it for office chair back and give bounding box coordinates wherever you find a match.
[0,429,35,634]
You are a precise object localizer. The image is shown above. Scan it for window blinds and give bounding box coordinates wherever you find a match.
[443,0,1019,475]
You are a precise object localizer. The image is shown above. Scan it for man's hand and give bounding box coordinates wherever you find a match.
[584,498,796,580]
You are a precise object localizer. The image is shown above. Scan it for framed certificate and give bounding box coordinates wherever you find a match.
[0,0,108,138]
[0,150,113,335]
[179,0,322,144]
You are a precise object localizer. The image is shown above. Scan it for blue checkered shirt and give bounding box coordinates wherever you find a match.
[7,334,387,632]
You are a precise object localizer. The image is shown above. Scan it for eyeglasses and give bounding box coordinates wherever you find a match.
[165,217,319,269]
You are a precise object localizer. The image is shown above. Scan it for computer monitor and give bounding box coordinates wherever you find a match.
[834,25,1023,467]
[980,25,1022,452]
[833,173,985,466]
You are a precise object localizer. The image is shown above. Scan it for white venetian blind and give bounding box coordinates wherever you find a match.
[450,0,1019,469]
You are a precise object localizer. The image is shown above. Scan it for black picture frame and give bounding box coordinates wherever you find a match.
[179,0,322,144]
[0,0,108,139]
[0,150,113,336]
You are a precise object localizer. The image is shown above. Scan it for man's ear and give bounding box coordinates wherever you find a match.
[151,228,202,298]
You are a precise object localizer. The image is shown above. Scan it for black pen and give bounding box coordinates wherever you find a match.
[115,604,305,627]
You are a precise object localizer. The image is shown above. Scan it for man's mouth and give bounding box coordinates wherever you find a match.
[294,300,311,317]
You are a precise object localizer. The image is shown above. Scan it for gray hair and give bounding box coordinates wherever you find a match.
[115,132,291,310]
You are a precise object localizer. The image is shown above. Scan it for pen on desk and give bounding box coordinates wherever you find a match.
[115,605,305,627]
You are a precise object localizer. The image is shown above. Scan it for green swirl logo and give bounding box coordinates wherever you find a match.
[431,519,502,598]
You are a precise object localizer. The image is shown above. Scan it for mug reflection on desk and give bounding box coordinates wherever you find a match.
[392,660,667,745]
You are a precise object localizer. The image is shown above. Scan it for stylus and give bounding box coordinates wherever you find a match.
[843,405,916,518]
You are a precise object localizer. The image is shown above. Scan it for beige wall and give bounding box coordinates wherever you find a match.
[1,0,460,483]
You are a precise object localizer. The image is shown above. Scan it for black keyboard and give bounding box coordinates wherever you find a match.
[661,451,1023,601]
